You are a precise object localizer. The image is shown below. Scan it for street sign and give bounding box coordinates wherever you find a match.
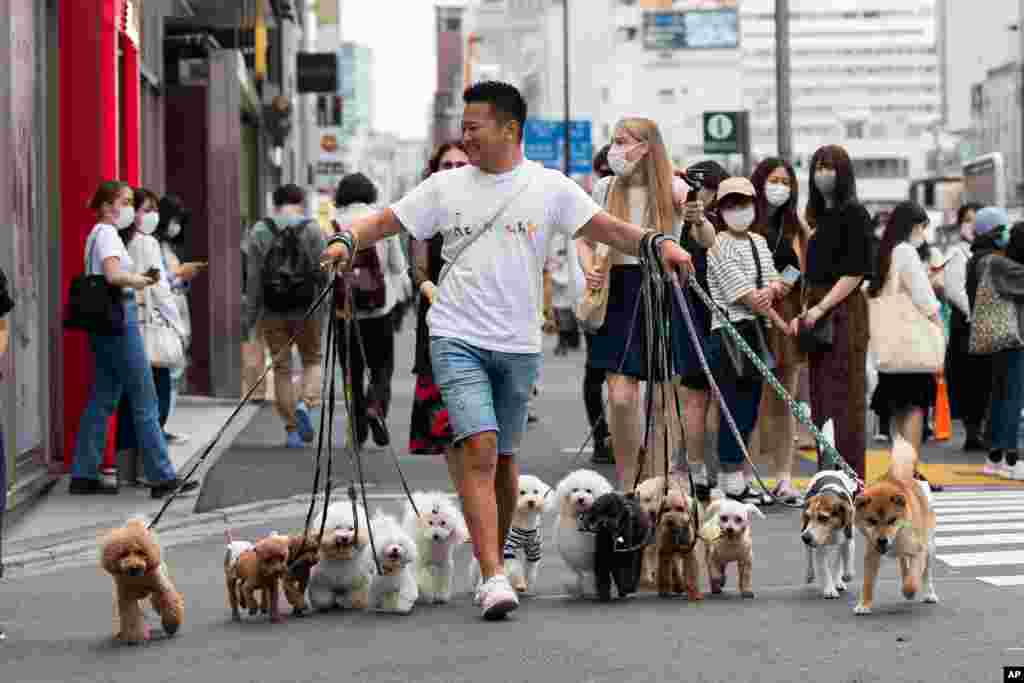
[703,111,748,155]
[524,119,593,176]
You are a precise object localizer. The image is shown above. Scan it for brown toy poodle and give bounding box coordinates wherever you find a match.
[99,518,185,644]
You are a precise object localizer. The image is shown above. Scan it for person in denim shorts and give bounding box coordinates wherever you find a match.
[322,81,695,620]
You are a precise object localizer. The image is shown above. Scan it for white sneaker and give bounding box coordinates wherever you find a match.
[1009,462,1024,481]
[476,575,519,620]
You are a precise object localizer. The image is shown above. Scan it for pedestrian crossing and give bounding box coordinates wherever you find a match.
[933,490,1024,588]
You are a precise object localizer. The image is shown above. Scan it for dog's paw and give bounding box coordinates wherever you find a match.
[853,602,872,615]
[741,590,755,599]
[248,607,259,616]
[922,591,939,604]
[805,570,815,584]
[291,607,307,618]
[841,572,854,583]
[823,586,840,599]
[835,579,847,592]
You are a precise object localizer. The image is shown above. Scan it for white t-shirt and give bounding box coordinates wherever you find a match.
[391,160,601,353]
[86,223,133,275]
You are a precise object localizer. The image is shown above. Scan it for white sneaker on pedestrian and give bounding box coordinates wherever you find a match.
[1009,462,1024,480]
[476,574,519,620]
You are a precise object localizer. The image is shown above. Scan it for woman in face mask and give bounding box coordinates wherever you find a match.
[943,202,988,452]
[70,181,196,498]
[576,118,712,493]
[792,145,872,481]
[114,187,190,488]
[706,177,788,503]
[866,201,942,455]
[747,158,810,505]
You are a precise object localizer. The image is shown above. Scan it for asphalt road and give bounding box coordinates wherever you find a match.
[2,501,1022,683]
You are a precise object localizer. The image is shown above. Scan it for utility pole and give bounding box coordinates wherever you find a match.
[563,0,571,176]
[774,0,793,160]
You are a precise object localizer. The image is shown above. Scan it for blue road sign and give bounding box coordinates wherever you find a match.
[524,119,593,176]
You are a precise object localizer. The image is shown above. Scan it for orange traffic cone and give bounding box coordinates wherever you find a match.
[934,374,952,441]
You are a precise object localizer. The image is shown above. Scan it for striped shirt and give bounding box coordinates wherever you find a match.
[707,231,780,331]
[502,526,542,563]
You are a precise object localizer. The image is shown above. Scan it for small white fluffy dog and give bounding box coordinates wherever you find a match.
[307,502,374,612]
[402,491,469,605]
[369,511,419,614]
[547,469,614,598]
[504,474,551,594]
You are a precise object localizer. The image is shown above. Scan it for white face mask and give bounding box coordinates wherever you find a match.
[116,205,136,229]
[909,232,925,249]
[814,171,837,195]
[723,206,756,232]
[607,143,643,177]
[138,211,160,235]
[765,184,791,208]
[166,220,181,239]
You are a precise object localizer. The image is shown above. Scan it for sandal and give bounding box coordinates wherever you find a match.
[772,481,805,508]
[726,485,774,506]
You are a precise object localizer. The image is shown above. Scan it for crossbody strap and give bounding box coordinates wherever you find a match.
[436,173,534,288]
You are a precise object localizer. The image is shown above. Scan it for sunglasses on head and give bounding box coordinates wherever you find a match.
[441,161,467,170]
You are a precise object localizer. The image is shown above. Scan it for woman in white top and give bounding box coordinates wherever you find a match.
[114,188,195,485]
[867,200,942,451]
[70,181,197,498]
[333,172,411,447]
[577,117,715,491]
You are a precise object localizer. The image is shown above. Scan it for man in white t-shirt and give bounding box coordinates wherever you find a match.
[321,81,694,620]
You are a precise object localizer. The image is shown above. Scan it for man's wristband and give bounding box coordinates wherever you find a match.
[327,230,356,254]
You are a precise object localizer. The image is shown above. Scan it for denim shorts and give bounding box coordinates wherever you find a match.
[429,337,542,456]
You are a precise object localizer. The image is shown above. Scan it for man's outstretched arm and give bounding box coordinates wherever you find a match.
[321,208,403,266]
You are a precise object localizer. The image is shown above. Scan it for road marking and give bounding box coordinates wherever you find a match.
[561,447,594,454]
[932,491,1024,499]
[928,504,1024,514]
[933,511,1024,522]
[936,521,1024,533]
[935,549,1024,567]
[979,576,1024,587]
[932,497,1024,508]
[935,533,1024,548]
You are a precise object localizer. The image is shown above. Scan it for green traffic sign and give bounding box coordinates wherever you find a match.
[704,112,738,154]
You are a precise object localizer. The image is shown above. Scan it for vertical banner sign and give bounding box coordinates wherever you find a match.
[524,119,593,175]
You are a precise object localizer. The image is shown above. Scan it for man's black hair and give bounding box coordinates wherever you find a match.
[463,81,527,141]
[273,183,306,208]
[335,172,378,208]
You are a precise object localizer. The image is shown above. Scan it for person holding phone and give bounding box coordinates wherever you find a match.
[70,181,197,498]
[748,158,810,506]
[113,187,200,493]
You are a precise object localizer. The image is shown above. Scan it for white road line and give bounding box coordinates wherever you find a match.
[935,491,1024,499]
[561,447,593,454]
[935,549,1024,567]
[936,521,1024,533]
[978,576,1024,587]
[934,512,1024,522]
[932,499,1024,508]
[935,533,1024,547]
[929,504,1024,514]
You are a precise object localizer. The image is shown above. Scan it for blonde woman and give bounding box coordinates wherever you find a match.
[577,117,715,491]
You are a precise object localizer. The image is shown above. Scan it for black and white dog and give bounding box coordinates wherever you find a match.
[581,492,651,602]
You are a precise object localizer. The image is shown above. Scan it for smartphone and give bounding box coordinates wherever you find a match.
[781,264,801,285]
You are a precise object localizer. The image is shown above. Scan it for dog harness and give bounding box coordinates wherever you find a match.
[503,526,542,563]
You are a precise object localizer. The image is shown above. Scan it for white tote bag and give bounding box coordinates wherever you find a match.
[142,286,185,369]
[868,264,945,374]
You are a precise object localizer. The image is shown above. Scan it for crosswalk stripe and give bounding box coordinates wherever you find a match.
[929,504,1024,514]
[935,533,1024,547]
[933,512,1024,522]
[932,498,1024,508]
[935,550,1024,567]
[936,522,1024,533]
[934,491,1024,499]
[978,576,1024,587]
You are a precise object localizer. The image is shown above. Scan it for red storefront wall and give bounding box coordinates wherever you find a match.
[59,0,141,471]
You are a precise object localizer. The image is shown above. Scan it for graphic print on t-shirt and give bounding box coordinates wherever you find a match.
[392,160,601,354]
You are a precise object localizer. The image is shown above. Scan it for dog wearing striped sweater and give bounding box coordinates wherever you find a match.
[504,474,551,594]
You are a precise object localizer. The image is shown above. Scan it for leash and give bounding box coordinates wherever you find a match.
[148,278,336,530]
[673,276,864,490]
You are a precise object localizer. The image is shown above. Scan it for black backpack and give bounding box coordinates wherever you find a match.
[260,217,324,313]
[0,264,13,317]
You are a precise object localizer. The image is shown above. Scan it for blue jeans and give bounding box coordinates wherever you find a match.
[989,348,1024,451]
[73,300,176,483]
[708,332,763,471]
[117,367,172,450]
[429,337,541,457]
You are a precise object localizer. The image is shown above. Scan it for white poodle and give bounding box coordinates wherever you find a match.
[504,474,551,594]
[546,469,614,598]
[402,491,469,605]
[307,502,374,612]
[369,511,419,614]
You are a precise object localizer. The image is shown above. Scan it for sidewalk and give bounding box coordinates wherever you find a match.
[3,396,261,567]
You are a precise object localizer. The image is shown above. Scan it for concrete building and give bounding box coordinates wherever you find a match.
[971,61,1023,206]
[433,2,467,147]
[339,43,374,140]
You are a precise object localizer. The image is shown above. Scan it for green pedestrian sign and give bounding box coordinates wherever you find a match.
[700,112,741,153]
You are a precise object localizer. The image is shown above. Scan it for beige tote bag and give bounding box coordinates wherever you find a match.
[575,179,614,333]
[868,263,945,374]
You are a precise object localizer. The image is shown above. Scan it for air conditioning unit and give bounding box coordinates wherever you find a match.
[178,58,209,85]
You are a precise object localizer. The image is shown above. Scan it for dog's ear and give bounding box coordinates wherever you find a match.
[890,494,906,509]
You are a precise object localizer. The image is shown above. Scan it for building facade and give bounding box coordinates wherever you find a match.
[433,2,466,147]
[971,61,1023,206]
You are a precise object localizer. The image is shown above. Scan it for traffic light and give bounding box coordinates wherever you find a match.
[264,95,293,147]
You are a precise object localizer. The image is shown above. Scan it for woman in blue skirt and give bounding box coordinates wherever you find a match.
[577,117,715,491]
